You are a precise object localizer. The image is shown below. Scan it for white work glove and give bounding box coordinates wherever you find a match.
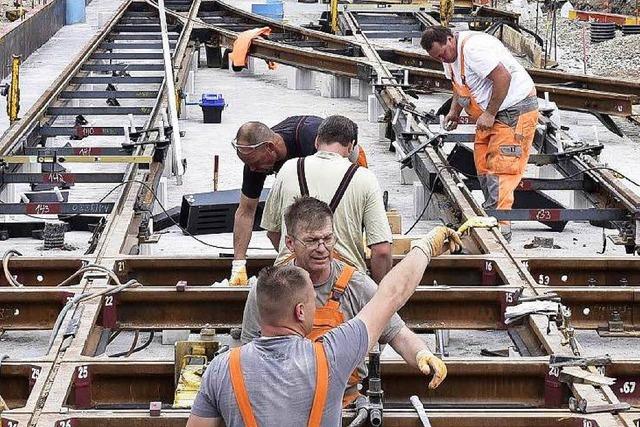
[229,260,248,286]
[416,349,447,389]
[411,226,462,258]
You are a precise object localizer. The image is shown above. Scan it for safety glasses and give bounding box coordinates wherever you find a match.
[231,138,271,154]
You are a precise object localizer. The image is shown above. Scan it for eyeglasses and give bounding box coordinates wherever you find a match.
[231,138,271,154]
[292,234,336,250]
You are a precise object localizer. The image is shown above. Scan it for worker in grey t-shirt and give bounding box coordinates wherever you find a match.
[241,196,448,406]
[186,221,461,427]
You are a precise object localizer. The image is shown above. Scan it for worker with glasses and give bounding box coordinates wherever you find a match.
[188,203,459,426]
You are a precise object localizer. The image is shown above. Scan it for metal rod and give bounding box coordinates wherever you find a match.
[158,0,184,182]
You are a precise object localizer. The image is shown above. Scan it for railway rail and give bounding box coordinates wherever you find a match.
[1,1,640,427]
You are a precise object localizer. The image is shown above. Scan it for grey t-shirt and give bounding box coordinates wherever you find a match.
[241,260,405,388]
[191,318,369,427]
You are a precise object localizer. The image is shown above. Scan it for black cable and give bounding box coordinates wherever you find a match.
[108,331,155,358]
[404,165,459,235]
[107,329,122,345]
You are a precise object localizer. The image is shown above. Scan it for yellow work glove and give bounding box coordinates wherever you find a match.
[411,226,462,258]
[229,260,248,286]
[416,349,447,389]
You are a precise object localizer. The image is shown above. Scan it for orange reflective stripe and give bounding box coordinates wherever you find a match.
[308,342,329,427]
[325,265,355,310]
[229,348,259,427]
[447,33,477,87]
[459,34,476,84]
[357,146,368,168]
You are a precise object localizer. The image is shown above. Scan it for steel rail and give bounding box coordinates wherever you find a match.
[377,47,640,98]
[184,1,640,251]
[27,409,640,427]
[22,359,640,411]
[0,285,617,334]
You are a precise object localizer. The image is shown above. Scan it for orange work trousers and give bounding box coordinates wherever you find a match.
[474,109,539,214]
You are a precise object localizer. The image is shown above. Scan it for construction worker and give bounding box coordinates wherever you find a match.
[421,26,539,240]
[242,196,452,406]
[187,223,461,427]
[260,115,392,283]
[230,116,368,286]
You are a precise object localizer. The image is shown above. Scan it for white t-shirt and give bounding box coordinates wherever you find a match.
[443,31,535,111]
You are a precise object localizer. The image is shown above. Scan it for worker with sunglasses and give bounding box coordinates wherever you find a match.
[230,116,368,286]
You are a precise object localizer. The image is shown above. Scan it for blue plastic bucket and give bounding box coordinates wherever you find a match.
[65,0,86,25]
[251,2,284,20]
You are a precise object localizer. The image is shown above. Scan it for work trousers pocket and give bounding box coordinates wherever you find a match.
[486,126,523,176]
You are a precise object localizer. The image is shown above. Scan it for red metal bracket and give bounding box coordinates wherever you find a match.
[28,365,42,392]
[499,290,518,328]
[176,280,187,292]
[544,366,566,408]
[150,401,162,416]
[72,365,92,409]
[481,260,496,286]
[612,375,640,403]
[101,294,118,329]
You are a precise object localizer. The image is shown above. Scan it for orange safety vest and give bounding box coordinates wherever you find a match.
[229,342,329,427]
[447,34,484,121]
[306,265,361,407]
[356,146,368,168]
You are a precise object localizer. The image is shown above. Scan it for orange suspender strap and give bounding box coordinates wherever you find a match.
[229,347,259,427]
[325,265,355,311]
[307,341,329,427]
[448,33,477,86]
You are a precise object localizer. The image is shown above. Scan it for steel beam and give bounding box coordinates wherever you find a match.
[42,360,640,408]
[39,126,137,137]
[0,172,125,184]
[32,410,638,427]
[0,203,113,215]
[111,255,507,287]
[47,107,154,116]
[485,208,629,222]
[70,77,164,84]
[59,91,158,99]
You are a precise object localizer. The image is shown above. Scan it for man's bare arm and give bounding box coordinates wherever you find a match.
[357,227,461,346]
[233,194,259,259]
[389,326,428,369]
[266,231,281,251]
[369,241,392,283]
[485,63,511,116]
[448,91,464,117]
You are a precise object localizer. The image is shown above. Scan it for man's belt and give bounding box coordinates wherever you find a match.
[496,95,539,126]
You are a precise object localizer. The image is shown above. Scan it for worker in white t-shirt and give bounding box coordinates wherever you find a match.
[421,26,539,241]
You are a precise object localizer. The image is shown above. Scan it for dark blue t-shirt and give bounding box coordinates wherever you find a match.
[241,115,321,199]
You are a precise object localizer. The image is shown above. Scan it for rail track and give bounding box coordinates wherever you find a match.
[0,1,639,427]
